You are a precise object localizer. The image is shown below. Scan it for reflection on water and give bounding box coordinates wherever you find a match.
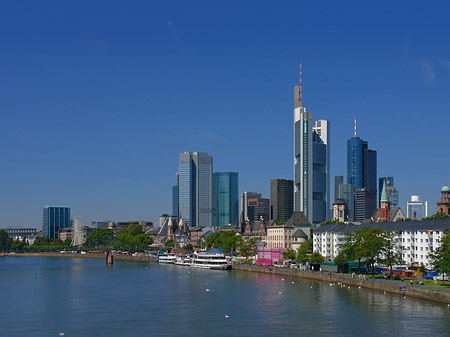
[1,257,450,337]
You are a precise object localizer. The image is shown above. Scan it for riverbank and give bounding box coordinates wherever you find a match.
[6,252,156,263]
[233,264,450,305]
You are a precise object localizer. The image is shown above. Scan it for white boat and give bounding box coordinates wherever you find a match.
[174,256,192,266]
[191,252,231,270]
[158,253,177,264]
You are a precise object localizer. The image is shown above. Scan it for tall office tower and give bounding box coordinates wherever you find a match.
[172,173,179,217]
[177,151,213,227]
[338,183,355,222]
[407,195,428,220]
[240,192,262,220]
[312,120,330,223]
[347,118,377,222]
[334,175,344,202]
[247,197,270,221]
[43,206,71,239]
[270,179,294,222]
[212,172,239,227]
[293,65,330,224]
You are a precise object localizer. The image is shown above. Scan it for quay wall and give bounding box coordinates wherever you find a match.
[8,252,156,263]
[232,264,450,304]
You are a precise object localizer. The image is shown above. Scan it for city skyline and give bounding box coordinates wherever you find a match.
[1,1,450,227]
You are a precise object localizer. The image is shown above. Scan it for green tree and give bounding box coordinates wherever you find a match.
[379,231,404,279]
[283,248,296,261]
[205,230,239,253]
[431,230,450,285]
[0,230,12,252]
[87,228,114,243]
[423,213,450,220]
[309,252,325,264]
[296,238,313,263]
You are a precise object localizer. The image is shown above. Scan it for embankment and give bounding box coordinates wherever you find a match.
[233,264,450,304]
[8,252,156,263]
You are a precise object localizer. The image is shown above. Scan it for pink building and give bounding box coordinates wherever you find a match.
[256,247,287,266]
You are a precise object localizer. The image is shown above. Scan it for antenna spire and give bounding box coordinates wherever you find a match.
[354,116,357,137]
[298,63,302,106]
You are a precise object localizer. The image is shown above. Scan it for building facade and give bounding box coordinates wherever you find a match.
[240,192,262,220]
[293,70,330,225]
[407,195,428,220]
[347,133,377,222]
[177,151,213,227]
[313,219,450,268]
[270,179,293,222]
[212,172,239,227]
[43,206,71,239]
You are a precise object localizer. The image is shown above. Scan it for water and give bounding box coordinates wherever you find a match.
[1,256,450,337]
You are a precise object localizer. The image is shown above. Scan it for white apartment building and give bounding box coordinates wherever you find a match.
[313,219,449,268]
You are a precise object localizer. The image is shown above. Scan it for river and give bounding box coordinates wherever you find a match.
[1,256,450,336]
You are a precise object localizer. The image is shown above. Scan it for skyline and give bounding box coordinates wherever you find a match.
[1,1,449,227]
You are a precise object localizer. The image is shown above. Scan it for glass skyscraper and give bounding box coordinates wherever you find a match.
[213,172,238,227]
[347,135,377,222]
[177,151,213,227]
[293,79,330,225]
[43,206,71,239]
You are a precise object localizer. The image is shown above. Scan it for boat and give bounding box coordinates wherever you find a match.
[191,252,231,270]
[157,253,177,264]
[174,256,192,266]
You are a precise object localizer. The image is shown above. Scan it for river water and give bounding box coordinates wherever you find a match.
[1,256,450,337]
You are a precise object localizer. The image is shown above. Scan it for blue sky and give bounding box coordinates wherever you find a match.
[1,1,449,228]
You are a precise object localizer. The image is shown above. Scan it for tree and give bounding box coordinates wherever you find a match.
[423,213,450,220]
[296,238,313,263]
[379,231,404,279]
[309,252,325,264]
[359,228,385,278]
[0,230,12,252]
[431,230,450,285]
[283,248,296,261]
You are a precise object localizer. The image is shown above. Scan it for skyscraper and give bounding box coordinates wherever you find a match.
[270,179,293,222]
[293,65,330,225]
[213,172,238,227]
[312,120,330,223]
[334,175,344,202]
[177,151,213,227]
[43,206,71,239]
[347,119,377,222]
[240,192,262,220]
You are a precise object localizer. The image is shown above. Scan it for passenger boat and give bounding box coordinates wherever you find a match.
[191,252,231,270]
[174,256,192,266]
[157,253,177,264]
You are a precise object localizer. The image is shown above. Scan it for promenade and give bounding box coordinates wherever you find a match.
[232,264,450,305]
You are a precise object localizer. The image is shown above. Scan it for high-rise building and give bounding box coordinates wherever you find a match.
[177,151,213,227]
[240,192,262,220]
[334,175,344,202]
[43,206,71,239]
[338,183,355,222]
[312,120,330,224]
[212,172,238,227]
[407,195,428,220]
[293,65,330,225]
[247,197,270,222]
[270,179,293,222]
[347,121,377,222]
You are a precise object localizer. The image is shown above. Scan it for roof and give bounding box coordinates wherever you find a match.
[313,218,450,234]
[286,211,311,227]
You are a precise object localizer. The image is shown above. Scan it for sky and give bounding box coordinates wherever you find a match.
[1,1,449,228]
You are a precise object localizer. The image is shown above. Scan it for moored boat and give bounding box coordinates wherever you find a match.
[157,253,177,264]
[191,252,231,270]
